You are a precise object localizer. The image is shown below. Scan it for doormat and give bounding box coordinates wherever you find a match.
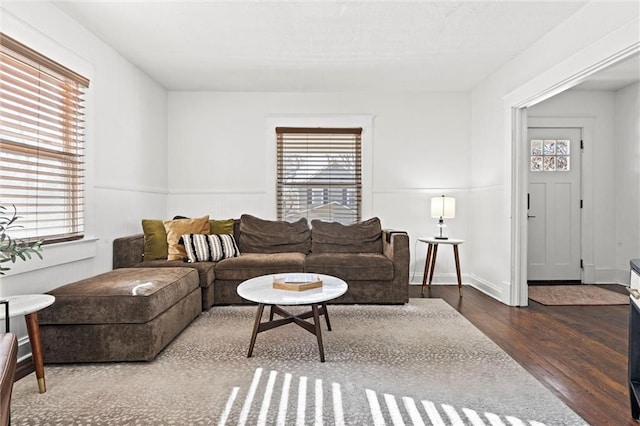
[528,285,629,306]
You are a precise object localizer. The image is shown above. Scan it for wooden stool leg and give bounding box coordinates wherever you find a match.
[25,312,46,393]
[453,244,463,297]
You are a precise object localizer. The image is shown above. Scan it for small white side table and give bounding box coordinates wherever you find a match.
[418,237,464,298]
[0,294,55,393]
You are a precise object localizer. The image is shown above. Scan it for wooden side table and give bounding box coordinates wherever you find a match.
[0,294,55,393]
[418,237,464,297]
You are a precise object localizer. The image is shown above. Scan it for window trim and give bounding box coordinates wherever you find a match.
[1,34,89,88]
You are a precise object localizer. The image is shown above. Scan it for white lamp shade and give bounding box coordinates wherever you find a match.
[431,196,455,219]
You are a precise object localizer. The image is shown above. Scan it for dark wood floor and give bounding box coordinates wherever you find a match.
[410,284,634,426]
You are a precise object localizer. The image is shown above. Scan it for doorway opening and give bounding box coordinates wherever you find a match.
[509,47,639,306]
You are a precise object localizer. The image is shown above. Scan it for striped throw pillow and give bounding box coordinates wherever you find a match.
[181,234,240,262]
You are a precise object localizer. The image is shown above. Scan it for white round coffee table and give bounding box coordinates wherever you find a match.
[0,294,55,393]
[237,273,348,362]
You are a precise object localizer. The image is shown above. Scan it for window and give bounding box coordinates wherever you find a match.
[0,33,89,244]
[276,127,362,224]
[530,139,570,172]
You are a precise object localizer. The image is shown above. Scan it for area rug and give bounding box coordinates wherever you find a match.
[11,299,586,425]
[528,285,629,306]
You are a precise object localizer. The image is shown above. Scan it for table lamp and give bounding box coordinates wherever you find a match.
[431,195,455,240]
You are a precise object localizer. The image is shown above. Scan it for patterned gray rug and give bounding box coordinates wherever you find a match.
[11,299,586,425]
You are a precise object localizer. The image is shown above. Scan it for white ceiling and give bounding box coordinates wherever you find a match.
[50,1,596,92]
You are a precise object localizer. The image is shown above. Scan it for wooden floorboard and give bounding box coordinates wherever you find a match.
[410,284,635,426]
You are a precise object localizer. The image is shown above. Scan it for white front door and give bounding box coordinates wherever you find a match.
[527,127,582,281]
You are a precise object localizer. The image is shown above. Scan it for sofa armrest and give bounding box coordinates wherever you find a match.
[113,234,144,269]
[382,229,410,303]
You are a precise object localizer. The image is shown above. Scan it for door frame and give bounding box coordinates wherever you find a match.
[509,45,639,307]
[526,119,592,284]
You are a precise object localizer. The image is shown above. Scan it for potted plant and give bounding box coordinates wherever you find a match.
[0,204,43,275]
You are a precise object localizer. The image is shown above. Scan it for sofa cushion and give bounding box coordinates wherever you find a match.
[164,216,210,261]
[182,233,240,262]
[215,252,306,280]
[210,219,235,234]
[141,219,168,261]
[305,253,394,281]
[238,214,311,254]
[39,268,199,325]
[311,217,382,253]
[134,260,215,288]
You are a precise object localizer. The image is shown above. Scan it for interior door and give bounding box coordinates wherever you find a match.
[527,127,582,281]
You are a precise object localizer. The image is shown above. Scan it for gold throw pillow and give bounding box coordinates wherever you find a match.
[164,215,210,261]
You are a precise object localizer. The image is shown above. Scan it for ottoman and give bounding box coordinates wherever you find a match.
[38,267,201,363]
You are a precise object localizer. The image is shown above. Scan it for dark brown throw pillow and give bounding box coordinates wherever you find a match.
[311,217,382,253]
[238,214,311,253]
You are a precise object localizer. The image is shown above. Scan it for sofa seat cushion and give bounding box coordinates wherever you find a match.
[39,268,199,325]
[215,253,306,280]
[305,253,394,281]
[133,260,215,288]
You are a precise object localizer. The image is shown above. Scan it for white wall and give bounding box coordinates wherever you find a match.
[168,91,471,283]
[615,82,640,282]
[0,2,168,358]
[470,1,639,304]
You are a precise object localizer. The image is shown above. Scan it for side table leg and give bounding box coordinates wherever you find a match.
[312,305,325,362]
[421,244,433,297]
[25,312,46,393]
[248,304,265,358]
[453,245,463,297]
[428,244,439,288]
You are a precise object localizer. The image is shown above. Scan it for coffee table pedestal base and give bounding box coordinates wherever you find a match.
[248,303,331,362]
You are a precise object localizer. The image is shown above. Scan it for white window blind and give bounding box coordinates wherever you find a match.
[0,33,89,244]
[276,127,362,224]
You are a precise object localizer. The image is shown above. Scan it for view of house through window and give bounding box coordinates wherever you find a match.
[0,33,89,244]
[276,127,362,224]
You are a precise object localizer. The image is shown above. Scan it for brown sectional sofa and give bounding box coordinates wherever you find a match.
[114,215,410,307]
[38,215,408,364]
